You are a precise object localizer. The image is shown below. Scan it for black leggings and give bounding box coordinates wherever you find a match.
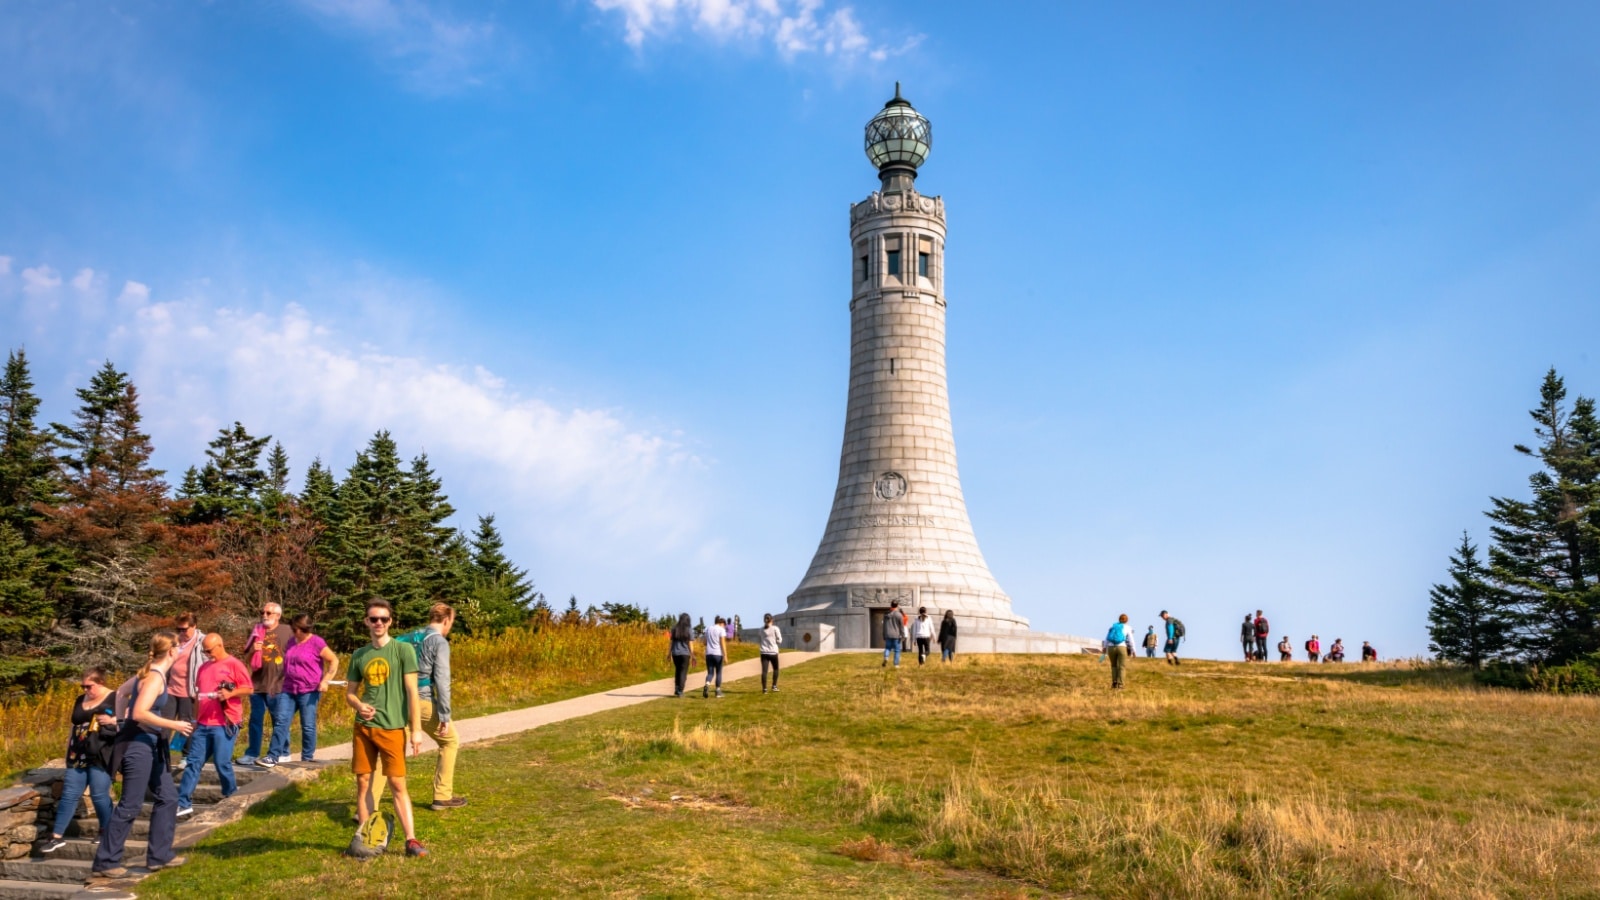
[672,654,690,695]
[760,653,779,689]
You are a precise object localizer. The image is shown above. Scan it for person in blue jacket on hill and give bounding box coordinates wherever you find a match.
[1105,614,1132,689]
[1160,610,1184,665]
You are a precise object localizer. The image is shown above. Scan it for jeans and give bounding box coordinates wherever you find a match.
[162,696,196,755]
[247,692,292,760]
[941,645,954,662]
[671,654,690,695]
[883,637,902,666]
[703,655,723,689]
[50,764,112,838]
[178,724,238,809]
[95,739,176,871]
[288,691,321,760]
[760,653,779,690]
[1145,646,1155,658]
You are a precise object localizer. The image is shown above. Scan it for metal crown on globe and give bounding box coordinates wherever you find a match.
[864,82,931,172]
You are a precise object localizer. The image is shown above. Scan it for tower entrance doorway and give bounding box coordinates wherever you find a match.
[869,608,887,649]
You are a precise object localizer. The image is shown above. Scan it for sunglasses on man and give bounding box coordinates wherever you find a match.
[367,616,391,624]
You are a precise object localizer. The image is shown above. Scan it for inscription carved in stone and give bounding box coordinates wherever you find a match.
[851,514,936,528]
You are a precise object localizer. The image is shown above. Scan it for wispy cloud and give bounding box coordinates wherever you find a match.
[292,0,512,94]
[592,0,920,62]
[0,254,720,594]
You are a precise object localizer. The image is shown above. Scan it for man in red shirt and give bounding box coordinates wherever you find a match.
[177,634,252,818]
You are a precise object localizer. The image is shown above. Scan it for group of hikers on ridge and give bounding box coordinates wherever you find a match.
[879,602,959,667]
[1102,609,1381,688]
[665,612,786,697]
[48,600,464,878]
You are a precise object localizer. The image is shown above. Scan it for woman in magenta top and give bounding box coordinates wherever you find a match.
[283,615,339,761]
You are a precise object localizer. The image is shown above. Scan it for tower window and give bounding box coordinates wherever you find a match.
[859,255,869,282]
[918,252,930,277]
[887,250,901,277]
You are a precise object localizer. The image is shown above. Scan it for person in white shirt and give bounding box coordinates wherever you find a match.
[912,607,936,665]
[759,614,782,693]
[702,615,726,698]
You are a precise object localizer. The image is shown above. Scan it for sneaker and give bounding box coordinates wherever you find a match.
[405,839,428,858]
[91,867,128,879]
[881,659,887,667]
[146,855,187,872]
[176,805,194,820]
[761,687,768,693]
[255,756,277,769]
[715,689,724,698]
[173,758,187,772]
[430,797,468,811]
[238,755,258,767]
[702,683,709,698]
[771,686,779,692]
[40,838,66,853]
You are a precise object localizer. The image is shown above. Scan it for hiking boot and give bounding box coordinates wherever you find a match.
[146,855,186,872]
[40,838,66,853]
[430,797,468,811]
[91,867,128,879]
[176,806,194,820]
[405,839,428,857]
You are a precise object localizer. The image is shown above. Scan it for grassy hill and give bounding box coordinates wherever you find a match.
[141,653,1600,897]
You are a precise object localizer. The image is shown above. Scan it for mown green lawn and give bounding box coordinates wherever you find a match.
[141,652,1600,898]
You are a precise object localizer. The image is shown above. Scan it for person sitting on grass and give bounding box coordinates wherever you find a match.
[1362,641,1378,662]
[347,600,427,859]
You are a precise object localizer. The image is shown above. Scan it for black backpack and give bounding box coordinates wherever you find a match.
[1170,618,1186,639]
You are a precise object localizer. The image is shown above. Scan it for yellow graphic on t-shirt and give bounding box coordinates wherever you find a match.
[362,656,391,687]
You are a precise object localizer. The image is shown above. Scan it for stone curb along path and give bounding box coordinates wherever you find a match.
[0,651,821,900]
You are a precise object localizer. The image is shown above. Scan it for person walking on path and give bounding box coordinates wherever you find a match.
[1240,614,1255,661]
[938,610,957,662]
[347,600,427,858]
[283,614,338,763]
[41,668,117,854]
[91,633,193,879]
[1160,611,1184,665]
[177,634,252,819]
[1254,610,1271,661]
[163,613,205,768]
[413,603,466,810]
[702,615,726,698]
[912,607,935,665]
[668,613,695,698]
[1142,626,1158,659]
[759,614,782,692]
[1278,635,1293,662]
[1305,635,1320,663]
[881,600,905,668]
[239,602,294,769]
[1105,614,1132,689]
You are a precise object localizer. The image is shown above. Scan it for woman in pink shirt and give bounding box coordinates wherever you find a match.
[283,615,339,761]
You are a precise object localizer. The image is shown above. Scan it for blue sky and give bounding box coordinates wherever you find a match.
[2,1,1597,659]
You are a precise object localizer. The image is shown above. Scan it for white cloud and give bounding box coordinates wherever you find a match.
[21,265,62,294]
[292,0,509,94]
[70,267,97,292]
[0,256,11,276]
[592,0,917,61]
[118,280,151,303]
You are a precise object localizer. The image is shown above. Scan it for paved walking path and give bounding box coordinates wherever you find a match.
[319,650,822,761]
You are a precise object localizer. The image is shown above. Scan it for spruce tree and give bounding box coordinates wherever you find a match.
[0,522,52,641]
[1486,370,1600,664]
[466,514,535,630]
[189,421,271,522]
[1428,532,1515,668]
[0,349,59,535]
[399,452,464,623]
[261,441,292,509]
[301,457,337,523]
[320,432,423,644]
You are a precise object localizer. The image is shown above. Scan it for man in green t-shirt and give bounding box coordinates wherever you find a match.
[345,600,426,858]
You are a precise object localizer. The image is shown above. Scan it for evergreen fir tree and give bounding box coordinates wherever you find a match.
[189,421,271,522]
[0,522,52,642]
[529,593,553,630]
[0,349,59,535]
[320,432,424,644]
[51,361,130,490]
[1486,370,1600,664]
[1428,531,1516,668]
[261,441,293,509]
[466,514,535,631]
[301,457,337,523]
[399,452,463,622]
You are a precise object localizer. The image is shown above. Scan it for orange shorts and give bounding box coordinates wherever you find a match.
[352,724,407,777]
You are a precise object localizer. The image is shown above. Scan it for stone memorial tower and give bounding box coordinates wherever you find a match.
[784,87,1085,654]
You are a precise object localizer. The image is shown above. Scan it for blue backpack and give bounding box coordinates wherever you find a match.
[394,629,433,688]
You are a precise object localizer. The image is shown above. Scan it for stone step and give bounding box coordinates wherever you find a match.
[47,782,225,823]
[0,858,93,886]
[65,816,144,840]
[31,838,144,865]
[0,878,80,899]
